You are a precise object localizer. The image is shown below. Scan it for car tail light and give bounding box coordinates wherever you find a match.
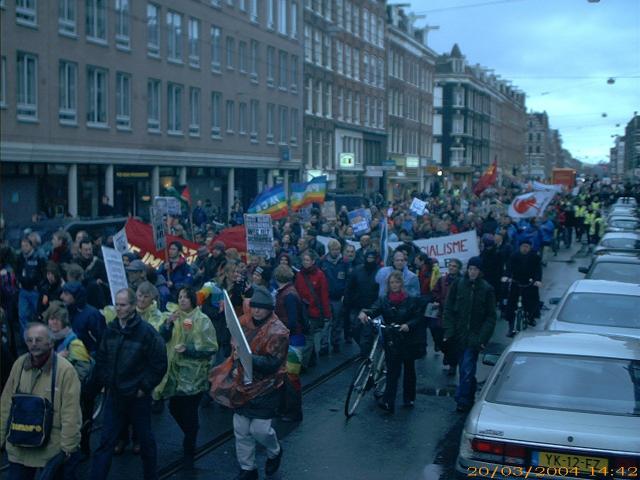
[470,439,526,465]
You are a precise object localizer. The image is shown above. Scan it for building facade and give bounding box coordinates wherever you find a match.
[302,0,387,193]
[385,5,436,200]
[623,114,640,179]
[524,112,565,180]
[1,0,303,224]
[433,44,526,186]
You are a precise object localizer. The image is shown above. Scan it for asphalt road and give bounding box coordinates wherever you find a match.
[10,242,588,480]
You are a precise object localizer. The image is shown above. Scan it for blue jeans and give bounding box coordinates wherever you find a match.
[91,393,158,480]
[7,463,37,480]
[18,289,39,335]
[455,348,479,407]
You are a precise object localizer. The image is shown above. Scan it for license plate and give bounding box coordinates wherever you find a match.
[532,451,608,473]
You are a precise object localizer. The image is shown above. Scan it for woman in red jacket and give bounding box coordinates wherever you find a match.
[294,250,331,370]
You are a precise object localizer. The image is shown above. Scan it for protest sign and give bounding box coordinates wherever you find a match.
[113,227,129,254]
[125,218,200,268]
[101,246,129,305]
[321,201,337,221]
[223,289,252,384]
[413,230,479,271]
[154,196,181,216]
[244,214,275,259]
[150,207,166,251]
[409,197,428,216]
[348,208,370,237]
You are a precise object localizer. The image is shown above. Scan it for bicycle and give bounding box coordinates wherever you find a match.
[344,316,398,419]
[503,278,536,337]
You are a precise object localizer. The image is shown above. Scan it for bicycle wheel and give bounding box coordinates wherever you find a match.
[372,349,386,399]
[345,359,373,418]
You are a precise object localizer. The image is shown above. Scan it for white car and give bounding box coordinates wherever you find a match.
[455,332,640,480]
[545,279,640,338]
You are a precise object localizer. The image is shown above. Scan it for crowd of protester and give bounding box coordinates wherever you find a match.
[0,176,637,479]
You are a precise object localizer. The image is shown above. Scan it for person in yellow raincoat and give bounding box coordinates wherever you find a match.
[156,286,218,468]
[136,281,165,331]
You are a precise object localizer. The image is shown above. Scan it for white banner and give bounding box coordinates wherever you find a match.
[413,230,479,270]
[532,181,563,193]
[101,246,129,305]
[508,191,556,219]
[113,227,129,254]
[223,289,252,384]
[409,197,428,216]
[244,214,275,259]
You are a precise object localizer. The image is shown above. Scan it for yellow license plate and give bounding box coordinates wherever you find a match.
[533,451,608,473]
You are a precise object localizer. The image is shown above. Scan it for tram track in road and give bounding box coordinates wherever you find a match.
[157,354,359,480]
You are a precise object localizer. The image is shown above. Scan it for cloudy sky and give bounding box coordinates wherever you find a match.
[413,0,640,165]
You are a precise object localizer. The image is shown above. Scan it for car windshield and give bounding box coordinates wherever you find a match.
[557,292,640,328]
[590,263,640,283]
[600,237,640,249]
[487,353,640,416]
[610,220,639,229]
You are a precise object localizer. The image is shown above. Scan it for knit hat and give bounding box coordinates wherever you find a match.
[126,260,146,272]
[467,256,483,271]
[254,266,273,284]
[250,286,274,310]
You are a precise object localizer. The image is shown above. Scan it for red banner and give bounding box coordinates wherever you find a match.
[125,218,200,267]
[211,225,247,253]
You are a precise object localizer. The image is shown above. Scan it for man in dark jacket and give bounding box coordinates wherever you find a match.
[75,237,109,308]
[504,239,542,336]
[16,236,46,336]
[443,256,496,412]
[157,241,193,301]
[60,281,106,356]
[319,240,349,353]
[91,288,167,480]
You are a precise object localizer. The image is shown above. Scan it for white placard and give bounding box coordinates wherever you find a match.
[150,207,166,250]
[413,230,480,271]
[244,214,275,259]
[410,197,428,216]
[223,289,253,384]
[113,227,129,254]
[101,246,129,306]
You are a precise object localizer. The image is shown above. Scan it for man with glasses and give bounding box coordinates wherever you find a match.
[375,250,421,298]
[91,288,167,480]
[1,323,82,479]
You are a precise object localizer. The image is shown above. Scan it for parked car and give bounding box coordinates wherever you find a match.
[606,216,640,233]
[594,232,640,256]
[579,254,640,283]
[545,279,640,338]
[455,331,640,480]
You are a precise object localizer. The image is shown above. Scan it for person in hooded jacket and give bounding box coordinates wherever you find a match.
[157,241,193,302]
[60,281,106,356]
[74,237,109,309]
[50,231,73,265]
[16,236,46,336]
[479,234,503,294]
[358,271,426,413]
[38,261,65,318]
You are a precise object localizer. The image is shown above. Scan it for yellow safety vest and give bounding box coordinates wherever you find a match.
[574,206,586,218]
[589,217,603,236]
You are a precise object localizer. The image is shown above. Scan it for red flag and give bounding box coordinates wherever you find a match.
[124,218,200,267]
[473,160,497,196]
[180,186,192,206]
[210,225,247,253]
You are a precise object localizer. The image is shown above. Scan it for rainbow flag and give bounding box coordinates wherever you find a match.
[291,176,327,211]
[290,182,306,211]
[248,184,288,220]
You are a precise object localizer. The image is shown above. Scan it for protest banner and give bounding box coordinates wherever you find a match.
[532,181,564,193]
[413,230,479,271]
[321,201,337,221]
[113,227,129,254]
[223,289,252,384]
[124,218,200,267]
[150,207,166,251]
[348,208,370,237]
[244,214,275,259]
[409,197,428,216]
[101,246,129,305]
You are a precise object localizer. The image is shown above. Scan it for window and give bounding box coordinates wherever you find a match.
[167,83,183,133]
[225,100,234,133]
[353,92,359,124]
[147,78,160,131]
[167,11,182,62]
[86,0,106,42]
[336,41,343,74]
[189,87,200,136]
[290,55,298,92]
[278,51,287,89]
[188,18,200,67]
[278,0,287,35]
[266,46,275,86]
[17,0,37,26]
[337,87,343,120]
[86,65,107,126]
[336,0,343,28]
[147,4,160,56]
[115,0,130,49]
[290,108,298,144]
[238,41,247,73]
[250,100,259,140]
[304,26,312,62]
[211,27,221,72]
[226,37,235,69]
[211,91,221,137]
[291,2,298,38]
[16,52,37,120]
[58,61,77,123]
[115,72,131,129]
[238,102,247,134]
[345,90,351,122]
[323,34,331,69]
[377,17,384,47]
[278,106,288,144]
[344,1,351,33]
[352,5,359,37]
[363,96,368,126]
[313,30,321,65]
[250,40,258,79]
[324,83,332,118]
[345,46,351,77]
[239,0,245,10]
[305,78,312,113]
[266,103,275,142]
[250,0,258,22]
[59,0,76,35]
[267,0,274,29]
[314,81,322,116]
[0,57,5,108]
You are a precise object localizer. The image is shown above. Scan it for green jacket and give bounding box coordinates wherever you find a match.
[443,275,496,351]
[137,301,165,331]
